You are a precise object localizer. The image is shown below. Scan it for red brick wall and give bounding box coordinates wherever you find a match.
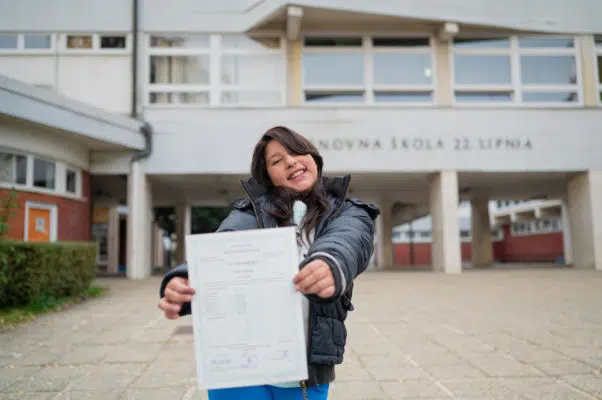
[1,171,91,242]
[492,224,564,262]
[394,242,473,266]
[393,224,565,266]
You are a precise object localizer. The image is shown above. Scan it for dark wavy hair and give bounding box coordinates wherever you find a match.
[251,126,331,244]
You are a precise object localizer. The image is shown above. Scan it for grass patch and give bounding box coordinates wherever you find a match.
[0,285,108,330]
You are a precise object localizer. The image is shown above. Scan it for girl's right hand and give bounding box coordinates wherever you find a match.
[158,277,196,319]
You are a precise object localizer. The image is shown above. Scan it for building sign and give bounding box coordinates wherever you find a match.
[310,137,533,152]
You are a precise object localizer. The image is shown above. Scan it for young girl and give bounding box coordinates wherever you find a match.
[158,126,380,400]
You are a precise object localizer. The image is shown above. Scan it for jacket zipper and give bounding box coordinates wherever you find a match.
[239,181,263,228]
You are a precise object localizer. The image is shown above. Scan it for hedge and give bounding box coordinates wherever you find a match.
[0,241,97,308]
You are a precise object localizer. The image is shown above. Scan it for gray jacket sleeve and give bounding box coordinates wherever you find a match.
[158,208,258,316]
[301,198,380,303]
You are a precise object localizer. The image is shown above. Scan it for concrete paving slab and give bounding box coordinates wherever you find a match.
[0,267,601,399]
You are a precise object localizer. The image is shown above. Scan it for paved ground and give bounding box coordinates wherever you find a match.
[1,266,602,399]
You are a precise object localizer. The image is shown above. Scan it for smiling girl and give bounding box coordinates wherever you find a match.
[158,126,380,400]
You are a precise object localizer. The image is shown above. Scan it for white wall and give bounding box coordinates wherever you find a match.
[57,56,131,114]
[0,57,56,89]
[142,108,602,174]
[0,118,89,169]
[0,0,132,31]
[90,151,133,174]
[141,0,602,33]
[0,55,131,115]
[2,0,601,34]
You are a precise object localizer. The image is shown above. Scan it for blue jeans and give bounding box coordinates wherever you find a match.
[208,384,330,399]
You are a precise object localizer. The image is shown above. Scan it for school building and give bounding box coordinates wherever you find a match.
[1,0,602,278]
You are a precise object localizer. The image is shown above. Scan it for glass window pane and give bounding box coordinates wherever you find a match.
[101,36,126,49]
[455,91,513,102]
[16,155,26,184]
[0,153,26,184]
[221,91,282,105]
[221,35,280,50]
[150,56,210,84]
[372,37,430,47]
[597,55,602,84]
[303,54,364,85]
[454,38,510,48]
[596,35,602,47]
[150,35,209,48]
[523,92,578,103]
[304,37,362,47]
[221,54,283,85]
[521,56,576,84]
[66,170,77,193]
[24,35,51,49]
[454,55,511,84]
[305,92,364,103]
[374,92,432,103]
[519,37,574,48]
[373,54,432,85]
[33,158,55,189]
[67,35,92,49]
[149,92,209,104]
[0,34,18,49]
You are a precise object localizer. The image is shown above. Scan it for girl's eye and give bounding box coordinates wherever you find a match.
[271,159,281,166]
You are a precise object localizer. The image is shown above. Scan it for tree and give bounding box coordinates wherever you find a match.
[191,206,232,234]
[152,206,232,236]
[0,188,21,240]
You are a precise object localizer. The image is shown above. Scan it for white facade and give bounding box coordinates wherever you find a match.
[2,0,602,277]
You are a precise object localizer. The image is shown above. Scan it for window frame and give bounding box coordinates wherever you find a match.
[450,35,583,108]
[145,33,287,108]
[593,35,602,106]
[58,33,131,55]
[0,149,84,200]
[301,33,437,107]
[0,33,55,54]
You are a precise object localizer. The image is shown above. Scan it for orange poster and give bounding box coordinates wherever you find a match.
[28,208,51,242]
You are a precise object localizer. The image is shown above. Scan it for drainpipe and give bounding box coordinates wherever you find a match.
[131,0,153,161]
[131,0,139,119]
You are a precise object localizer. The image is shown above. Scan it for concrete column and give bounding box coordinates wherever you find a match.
[107,205,120,274]
[561,199,573,265]
[433,38,453,107]
[286,39,302,105]
[577,36,598,107]
[175,203,191,264]
[471,198,493,267]
[376,200,393,269]
[429,171,461,274]
[126,161,152,279]
[567,171,602,270]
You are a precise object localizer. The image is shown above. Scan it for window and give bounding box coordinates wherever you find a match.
[594,35,602,104]
[510,218,562,236]
[24,34,51,49]
[100,36,126,49]
[0,152,27,185]
[147,34,285,106]
[62,34,127,51]
[452,36,580,106]
[66,169,77,194]
[67,35,93,49]
[33,158,55,189]
[0,34,18,49]
[302,36,434,105]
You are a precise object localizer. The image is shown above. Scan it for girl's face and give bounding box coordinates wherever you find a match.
[265,140,318,193]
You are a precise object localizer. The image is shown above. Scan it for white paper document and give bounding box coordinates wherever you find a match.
[185,226,308,390]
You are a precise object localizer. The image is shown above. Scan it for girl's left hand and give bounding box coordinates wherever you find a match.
[293,259,335,298]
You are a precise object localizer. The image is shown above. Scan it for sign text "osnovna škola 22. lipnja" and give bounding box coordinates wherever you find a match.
[310,137,533,151]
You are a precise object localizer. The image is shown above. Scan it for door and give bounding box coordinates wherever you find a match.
[25,202,58,242]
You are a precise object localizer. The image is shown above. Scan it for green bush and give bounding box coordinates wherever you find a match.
[0,241,97,308]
